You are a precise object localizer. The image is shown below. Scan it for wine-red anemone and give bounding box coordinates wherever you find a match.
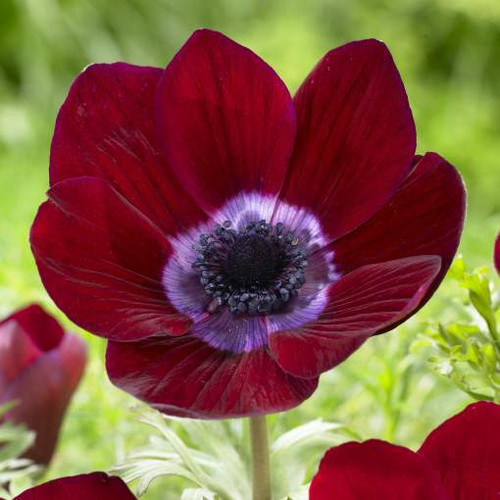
[31,30,465,418]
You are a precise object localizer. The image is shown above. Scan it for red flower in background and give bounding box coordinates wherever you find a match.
[495,232,500,274]
[309,402,500,499]
[14,472,136,499]
[30,29,465,418]
[0,305,86,466]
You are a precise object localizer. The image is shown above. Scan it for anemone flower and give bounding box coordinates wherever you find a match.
[30,29,465,418]
[0,305,86,466]
[309,402,500,499]
[495,232,499,275]
[14,472,136,499]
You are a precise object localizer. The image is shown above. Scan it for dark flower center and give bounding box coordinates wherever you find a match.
[224,234,278,287]
[192,220,308,315]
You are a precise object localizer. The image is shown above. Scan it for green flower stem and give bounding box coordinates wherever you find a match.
[249,415,271,500]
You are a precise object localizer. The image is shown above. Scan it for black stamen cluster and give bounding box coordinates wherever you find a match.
[192,219,308,315]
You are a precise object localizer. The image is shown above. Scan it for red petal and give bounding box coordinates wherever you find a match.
[310,440,448,500]
[51,62,204,234]
[419,401,500,499]
[1,332,86,465]
[14,472,136,499]
[156,29,296,212]
[0,305,64,352]
[0,319,42,383]
[332,153,465,324]
[281,39,415,240]
[333,153,464,272]
[495,232,500,275]
[106,335,318,418]
[30,177,190,341]
[270,256,440,378]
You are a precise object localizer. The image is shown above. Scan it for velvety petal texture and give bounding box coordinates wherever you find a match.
[31,178,190,341]
[30,29,466,418]
[270,256,441,378]
[106,335,318,418]
[309,440,448,500]
[4,304,64,351]
[419,402,500,499]
[14,472,137,500]
[282,39,416,240]
[156,29,296,212]
[332,153,465,302]
[0,305,86,466]
[50,62,204,234]
[311,402,500,499]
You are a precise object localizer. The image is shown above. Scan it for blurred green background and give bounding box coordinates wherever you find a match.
[0,0,499,498]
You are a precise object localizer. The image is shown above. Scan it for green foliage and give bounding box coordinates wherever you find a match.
[413,257,500,401]
[114,409,358,499]
[0,402,40,499]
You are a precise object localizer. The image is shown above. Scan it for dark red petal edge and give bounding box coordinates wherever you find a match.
[30,177,190,341]
[106,335,318,418]
[0,304,64,352]
[332,152,466,334]
[14,472,137,499]
[156,29,296,213]
[2,332,86,466]
[282,38,416,240]
[309,440,448,500]
[418,401,500,499]
[50,62,205,235]
[270,256,441,378]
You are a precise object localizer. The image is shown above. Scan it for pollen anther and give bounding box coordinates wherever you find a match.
[192,219,308,315]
